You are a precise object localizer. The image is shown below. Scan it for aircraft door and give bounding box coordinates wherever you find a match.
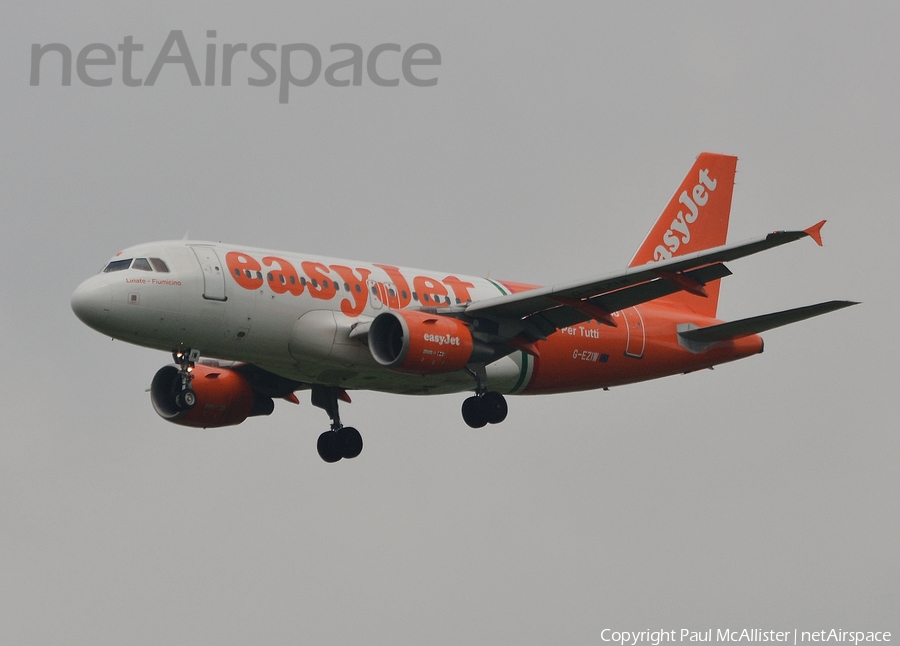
[382,283,400,309]
[191,246,227,301]
[366,280,383,310]
[366,281,400,310]
[621,306,646,358]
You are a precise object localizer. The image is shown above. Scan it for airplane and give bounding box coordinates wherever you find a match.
[71,152,857,463]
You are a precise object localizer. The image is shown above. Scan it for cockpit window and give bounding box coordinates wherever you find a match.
[102,257,171,273]
[149,258,170,272]
[103,259,132,272]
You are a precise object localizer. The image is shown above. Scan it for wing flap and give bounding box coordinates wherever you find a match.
[592,263,732,314]
[678,300,859,343]
[527,263,733,331]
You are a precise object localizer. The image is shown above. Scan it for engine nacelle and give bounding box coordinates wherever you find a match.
[368,310,474,374]
[150,363,273,428]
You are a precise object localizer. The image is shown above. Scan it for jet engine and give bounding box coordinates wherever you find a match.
[150,363,275,428]
[368,310,475,374]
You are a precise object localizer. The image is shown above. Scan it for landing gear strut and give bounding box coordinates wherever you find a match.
[172,348,199,410]
[461,365,508,428]
[311,385,362,463]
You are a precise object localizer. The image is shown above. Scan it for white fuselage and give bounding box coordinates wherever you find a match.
[71,240,533,396]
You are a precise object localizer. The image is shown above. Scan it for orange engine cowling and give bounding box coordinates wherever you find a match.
[150,363,271,428]
[368,310,474,374]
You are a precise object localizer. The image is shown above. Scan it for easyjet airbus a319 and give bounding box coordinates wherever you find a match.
[71,153,856,462]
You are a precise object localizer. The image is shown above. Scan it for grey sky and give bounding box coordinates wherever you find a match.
[1,2,897,644]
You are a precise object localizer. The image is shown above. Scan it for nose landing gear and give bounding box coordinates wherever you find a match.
[311,385,363,463]
[172,348,200,410]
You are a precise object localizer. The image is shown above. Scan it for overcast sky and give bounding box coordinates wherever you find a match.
[1,2,898,644]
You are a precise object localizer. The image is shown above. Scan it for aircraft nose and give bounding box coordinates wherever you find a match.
[71,279,111,331]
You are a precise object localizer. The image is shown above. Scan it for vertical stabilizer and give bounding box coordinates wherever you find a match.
[628,152,738,317]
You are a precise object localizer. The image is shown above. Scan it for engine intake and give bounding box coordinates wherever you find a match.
[368,310,474,374]
[150,363,272,428]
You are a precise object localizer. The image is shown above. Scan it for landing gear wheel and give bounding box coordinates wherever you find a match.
[337,427,363,459]
[462,396,488,428]
[482,391,508,425]
[317,431,343,463]
[182,389,197,408]
[175,388,197,410]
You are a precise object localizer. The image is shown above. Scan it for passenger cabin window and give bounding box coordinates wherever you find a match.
[132,258,153,271]
[148,258,170,272]
[103,259,132,272]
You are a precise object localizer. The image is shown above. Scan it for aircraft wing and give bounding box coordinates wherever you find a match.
[464,222,826,339]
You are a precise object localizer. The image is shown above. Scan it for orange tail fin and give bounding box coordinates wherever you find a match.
[628,152,738,317]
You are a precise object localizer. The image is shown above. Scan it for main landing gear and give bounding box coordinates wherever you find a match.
[461,364,508,428]
[461,391,508,428]
[311,385,363,463]
[172,348,199,410]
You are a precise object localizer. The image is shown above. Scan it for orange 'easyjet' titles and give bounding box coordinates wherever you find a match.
[330,265,372,316]
[262,256,304,296]
[225,251,263,290]
[372,265,412,308]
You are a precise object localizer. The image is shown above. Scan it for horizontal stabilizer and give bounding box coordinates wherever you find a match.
[679,300,858,343]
